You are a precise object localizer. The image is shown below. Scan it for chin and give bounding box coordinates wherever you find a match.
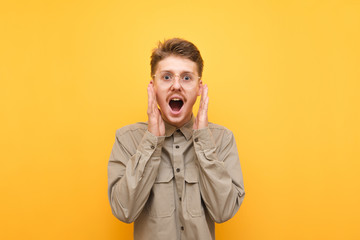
[163,112,191,128]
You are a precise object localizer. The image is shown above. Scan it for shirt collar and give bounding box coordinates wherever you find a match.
[164,115,194,141]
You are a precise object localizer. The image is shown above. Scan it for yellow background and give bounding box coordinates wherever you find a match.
[1,0,359,239]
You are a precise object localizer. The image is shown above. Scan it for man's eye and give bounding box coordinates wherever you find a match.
[163,75,172,80]
[183,75,191,81]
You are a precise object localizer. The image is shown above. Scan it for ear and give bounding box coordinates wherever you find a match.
[197,80,203,96]
[150,79,155,90]
[150,79,158,94]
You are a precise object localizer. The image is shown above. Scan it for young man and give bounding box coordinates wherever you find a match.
[108,38,245,240]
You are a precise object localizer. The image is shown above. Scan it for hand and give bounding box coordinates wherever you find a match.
[147,82,165,136]
[193,84,209,130]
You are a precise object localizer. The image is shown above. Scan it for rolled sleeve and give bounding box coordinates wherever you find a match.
[108,128,165,223]
[192,126,245,223]
[137,130,165,157]
[193,127,216,151]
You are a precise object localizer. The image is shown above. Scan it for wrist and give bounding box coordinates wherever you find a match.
[148,125,159,136]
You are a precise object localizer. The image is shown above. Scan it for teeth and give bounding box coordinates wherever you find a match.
[172,98,181,101]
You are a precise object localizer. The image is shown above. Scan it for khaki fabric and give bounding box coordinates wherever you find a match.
[108,117,245,240]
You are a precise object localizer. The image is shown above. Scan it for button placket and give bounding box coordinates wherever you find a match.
[172,130,184,215]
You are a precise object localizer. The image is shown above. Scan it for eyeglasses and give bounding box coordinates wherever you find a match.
[153,71,200,88]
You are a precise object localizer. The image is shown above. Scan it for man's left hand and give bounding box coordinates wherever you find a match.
[193,84,209,130]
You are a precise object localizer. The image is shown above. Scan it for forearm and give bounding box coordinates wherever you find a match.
[193,127,245,223]
[108,130,165,223]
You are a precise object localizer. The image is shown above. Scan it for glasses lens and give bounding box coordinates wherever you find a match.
[156,72,199,87]
[161,72,172,81]
[181,73,195,81]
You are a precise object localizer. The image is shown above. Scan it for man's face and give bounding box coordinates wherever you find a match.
[152,56,202,128]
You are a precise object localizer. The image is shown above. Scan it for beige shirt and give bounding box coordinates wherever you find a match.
[108,117,245,240]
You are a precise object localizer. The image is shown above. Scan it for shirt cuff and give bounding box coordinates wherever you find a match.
[137,130,165,157]
[193,127,216,152]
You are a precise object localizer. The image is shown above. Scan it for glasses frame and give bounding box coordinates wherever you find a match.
[152,73,201,83]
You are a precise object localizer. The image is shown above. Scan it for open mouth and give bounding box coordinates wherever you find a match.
[169,98,184,112]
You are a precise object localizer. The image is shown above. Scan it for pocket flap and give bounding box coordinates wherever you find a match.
[155,167,174,183]
[184,167,199,183]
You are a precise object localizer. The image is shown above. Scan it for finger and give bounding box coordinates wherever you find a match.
[204,85,209,110]
[199,84,208,113]
[201,84,207,106]
[158,108,165,132]
[148,84,157,114]
[157,108,162,121]
[148,85,158,118]
[151,85,159,107]
[158,108,165,135]
[204,96,209,114]
[199,84,205,106]
[147,84,153,114]
[198,86,205,113]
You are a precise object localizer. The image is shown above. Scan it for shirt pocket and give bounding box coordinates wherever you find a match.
[146,167,175,218]
[185,167,204,218]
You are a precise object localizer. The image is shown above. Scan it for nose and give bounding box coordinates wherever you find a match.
[171,75,182,89]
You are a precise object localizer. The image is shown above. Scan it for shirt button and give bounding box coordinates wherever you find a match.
[176,168,180,173]
[194,138,198,142]
[181,226,184,231]
[151,145,155,149]
[176,129,181,132]
[179,197,182,201]
[175,145,179,149]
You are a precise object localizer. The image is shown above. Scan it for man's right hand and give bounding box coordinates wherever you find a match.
[147,82,165,136]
